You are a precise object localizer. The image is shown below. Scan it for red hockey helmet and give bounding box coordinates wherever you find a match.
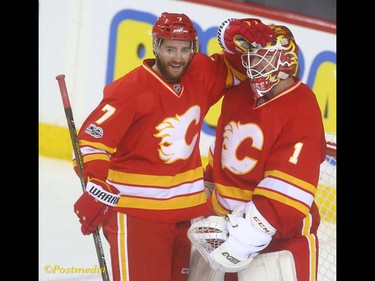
[241,24,299,98]
[152,12,198,52]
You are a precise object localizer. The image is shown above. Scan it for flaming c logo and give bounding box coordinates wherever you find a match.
[154,106,201,164]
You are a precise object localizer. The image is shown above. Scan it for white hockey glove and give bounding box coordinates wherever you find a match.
[225,201,275,257]
[188,201,276,272]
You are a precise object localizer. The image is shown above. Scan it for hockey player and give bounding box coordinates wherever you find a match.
[71,12,274,281]
[189,21,326,281]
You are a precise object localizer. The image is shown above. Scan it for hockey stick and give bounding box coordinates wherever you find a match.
[56,74,110,281]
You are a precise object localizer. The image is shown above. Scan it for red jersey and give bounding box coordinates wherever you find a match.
[74,52,247,223]
[206,78,326,238]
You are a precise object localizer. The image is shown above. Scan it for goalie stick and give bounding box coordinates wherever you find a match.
[56,74,110,281]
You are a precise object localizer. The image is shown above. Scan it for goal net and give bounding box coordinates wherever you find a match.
[316,133,336,281]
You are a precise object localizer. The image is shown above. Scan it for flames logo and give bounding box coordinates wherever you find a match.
[222,121,263,175]
[154,106,201,164]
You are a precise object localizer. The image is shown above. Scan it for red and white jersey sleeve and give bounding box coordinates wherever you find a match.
[209,79,326,238]
[74,52,246,223]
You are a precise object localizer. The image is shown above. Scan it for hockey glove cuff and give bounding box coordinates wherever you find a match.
[225,201,276,258]
[74,178,120,235]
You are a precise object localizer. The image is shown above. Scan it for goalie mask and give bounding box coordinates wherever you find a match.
[241,24,299,99]
[152,12,198,54]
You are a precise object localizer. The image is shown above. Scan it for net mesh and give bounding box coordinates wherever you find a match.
[316,133,336,281]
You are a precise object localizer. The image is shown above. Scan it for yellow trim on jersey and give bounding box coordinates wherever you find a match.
[207,149,214,168]
[73,153,110,169]
[108,167,203,187]
[302,213,312,236]
[308,233,317,281]
[215,183,253,201]
[116,191,207,210]
[253,188,310,215]
[83,153,110,163]
[302,214,317,281]
[265,170,317,194]
[143,63,185,98]
[223,55,247,86]
[211,191,228,216]
[118,213,128,281]
[229,66,247,83]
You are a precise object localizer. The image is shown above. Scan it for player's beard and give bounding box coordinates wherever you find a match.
[155,57,189,84]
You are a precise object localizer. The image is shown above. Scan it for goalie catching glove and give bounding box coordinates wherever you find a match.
[217,18,274,54]
[188,201,276,272]
[74,178,120,235]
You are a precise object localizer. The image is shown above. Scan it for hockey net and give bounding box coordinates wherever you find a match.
[316,133,336,281]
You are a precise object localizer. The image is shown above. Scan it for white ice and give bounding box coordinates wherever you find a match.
[39,156,112,281]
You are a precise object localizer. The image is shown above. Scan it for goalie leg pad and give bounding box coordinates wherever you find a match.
[237,250,297,281]
[188,245,225,281]
[188,248,297,281]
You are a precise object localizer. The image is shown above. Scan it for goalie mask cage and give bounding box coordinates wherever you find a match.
[317,133,336,281]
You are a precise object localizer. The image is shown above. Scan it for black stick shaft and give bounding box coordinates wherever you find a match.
[56,74,110,281]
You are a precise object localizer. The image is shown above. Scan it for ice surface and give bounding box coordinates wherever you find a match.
[39,156,112,281]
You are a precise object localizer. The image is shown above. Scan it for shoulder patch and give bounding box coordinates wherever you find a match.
[85,123,104,138]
